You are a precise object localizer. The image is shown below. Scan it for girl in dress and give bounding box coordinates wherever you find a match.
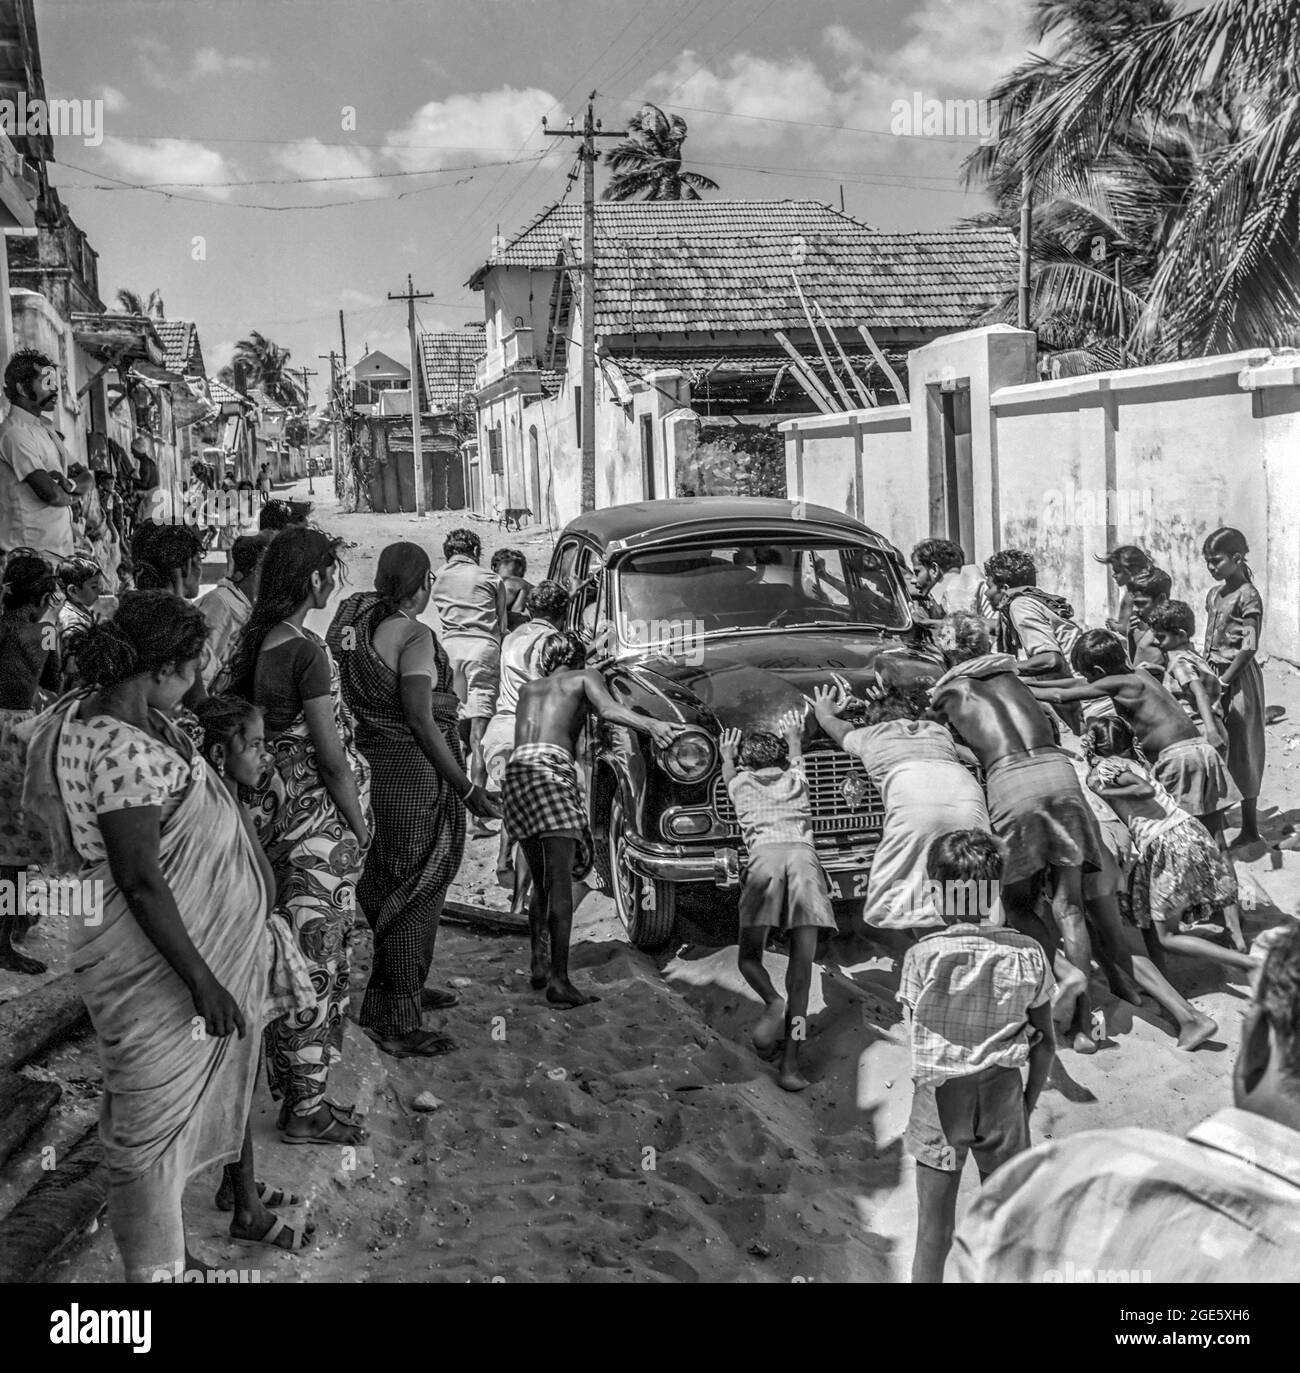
[1082,717,1256,971]
[1202,527,1265,846]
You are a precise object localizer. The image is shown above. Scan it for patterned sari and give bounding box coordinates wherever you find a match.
[328,594,466,1037]
[246,627,371,1117]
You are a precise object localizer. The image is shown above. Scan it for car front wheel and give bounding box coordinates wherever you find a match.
[608,791,677,951]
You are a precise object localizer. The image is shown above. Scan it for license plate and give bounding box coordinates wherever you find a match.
[829,868,874,902]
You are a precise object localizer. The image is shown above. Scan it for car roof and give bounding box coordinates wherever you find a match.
[560,498,894,554]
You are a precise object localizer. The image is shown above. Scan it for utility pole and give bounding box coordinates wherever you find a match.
[296,365,317,495]
[544,93,621,512]
[388,274,435,516]
[318,349,342,496]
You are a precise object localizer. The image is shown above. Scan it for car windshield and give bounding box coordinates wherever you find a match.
[613,539,910,645]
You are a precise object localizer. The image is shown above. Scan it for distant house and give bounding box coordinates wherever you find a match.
[466,199,1014,524]
[351,349,410,414]
[417,330,484,422]
[150,318,211,474]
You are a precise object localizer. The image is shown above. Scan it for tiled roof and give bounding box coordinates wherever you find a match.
[417,331,485,412]
[469,200,1015,335]
[208,377,246,406]
[152,319,205,377]
[608,347,886,380]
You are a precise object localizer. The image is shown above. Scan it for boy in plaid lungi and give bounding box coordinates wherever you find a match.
[898,830,1055,1283]
[720,709,835,1093]
[505,632,684,1007]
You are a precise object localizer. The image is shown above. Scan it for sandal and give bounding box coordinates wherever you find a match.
[420,986,459,1010]
[215,1180,301,1213]
[231,1213,314,1252]
[278,1110,367,1146]
[363,1025,457,1059]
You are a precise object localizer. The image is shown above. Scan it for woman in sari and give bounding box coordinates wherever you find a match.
[228,526,370,1146]
[327,542,499,1058]
[20,592,307,1281]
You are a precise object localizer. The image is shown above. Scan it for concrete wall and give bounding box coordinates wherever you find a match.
[783,326,1300,664]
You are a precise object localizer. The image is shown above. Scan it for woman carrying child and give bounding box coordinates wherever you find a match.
[1202,527,1266,846]
[1082,717,1257,969]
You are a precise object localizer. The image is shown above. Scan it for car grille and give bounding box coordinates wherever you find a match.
[712,751,885,836]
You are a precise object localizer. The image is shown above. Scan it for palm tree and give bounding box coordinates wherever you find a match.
[992,0,1300,355]
[602,104,719,201]
[115,287,166,318]
[218,331,305,409]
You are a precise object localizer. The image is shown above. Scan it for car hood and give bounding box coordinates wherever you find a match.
[617,630,944,733]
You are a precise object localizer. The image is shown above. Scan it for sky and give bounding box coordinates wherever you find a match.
[35,0,1066,403]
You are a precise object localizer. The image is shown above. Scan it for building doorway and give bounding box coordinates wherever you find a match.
[933,383,974,552]
[639,413,655,500]
[529,425,541,516]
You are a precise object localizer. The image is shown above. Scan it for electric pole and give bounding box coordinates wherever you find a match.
[544,93,621,512]
[1018,170,1033,331]
[296,365,317,495]
[318,350,342,496]
[388,274,435,516]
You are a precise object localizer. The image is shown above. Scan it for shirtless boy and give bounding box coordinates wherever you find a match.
[928,613,1107,1053]
[506,631,684,1006]
[1028,629,1235,838]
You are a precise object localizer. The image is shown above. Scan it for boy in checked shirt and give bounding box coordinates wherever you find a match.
[898,829,1055,1283]
[720,709,836,1093]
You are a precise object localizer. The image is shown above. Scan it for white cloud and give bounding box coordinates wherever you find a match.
[208,338,237,374]
[138,39,270,92]
[338,288,381,308]
[99,136,235,199]
[273,139,384,197]
[99,85,128,113]
[191,47,269,79]
[640,0,1030,176]
[383,86,562,171]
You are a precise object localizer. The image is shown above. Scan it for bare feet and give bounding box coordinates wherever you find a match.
[529,959,550,989]
[0,944,46,975]
[752,997,787,1053]
[1071,1030,1098,1055]
[1177,1012,1218,1052]
[1051,968,1086,1031]
[1104,967,1143,1007]
[777,1066,810,1092]
[546,978,599,1008]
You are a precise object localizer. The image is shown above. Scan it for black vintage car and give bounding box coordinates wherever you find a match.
[546,497,946,949]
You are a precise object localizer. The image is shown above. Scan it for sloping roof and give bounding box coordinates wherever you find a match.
[208,377,247,407]
[152,319,206,377]
[469,199,1015,335]
[352,348,408,379]
[418,331,485,412]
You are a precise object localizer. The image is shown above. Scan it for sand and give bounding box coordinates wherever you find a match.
[5,478,1297,1283]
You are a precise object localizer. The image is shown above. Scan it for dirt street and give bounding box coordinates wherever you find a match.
[7,480,1300,1283]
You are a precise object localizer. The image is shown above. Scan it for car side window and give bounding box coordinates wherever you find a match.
[553,539,580,591]
[570,547,605,639]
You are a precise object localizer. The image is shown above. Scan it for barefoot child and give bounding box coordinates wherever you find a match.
[506,632,683,1006]
[1125,565,1172,680]
[900,829,1055,1283]
[1095,544,1153,638]
[191,695,317,1255]
[719,710,836,1091]
[1146,601,1227,749]
[491,548,533,633]
[929,614,1104,1055]
[1082,718,1258,969]
[1029,629,1237,842]
[1203,527,1266,846]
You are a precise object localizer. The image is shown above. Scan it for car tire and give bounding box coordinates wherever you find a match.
[608,791,677,951]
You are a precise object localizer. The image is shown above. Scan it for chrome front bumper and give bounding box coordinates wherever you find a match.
[623,834,879,889]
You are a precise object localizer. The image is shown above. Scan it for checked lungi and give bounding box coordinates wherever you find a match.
[501,741,593,879]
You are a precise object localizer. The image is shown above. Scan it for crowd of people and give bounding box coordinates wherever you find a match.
[0,334,1294,1283]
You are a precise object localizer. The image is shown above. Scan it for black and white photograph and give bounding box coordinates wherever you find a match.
[0,0,1296,1324]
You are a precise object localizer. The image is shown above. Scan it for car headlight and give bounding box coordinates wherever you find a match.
[657,729,716,783]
